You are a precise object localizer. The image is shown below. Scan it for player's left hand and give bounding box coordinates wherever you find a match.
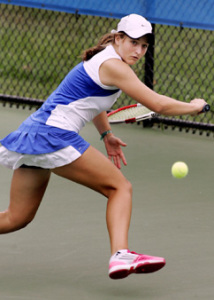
[103,134,127,169]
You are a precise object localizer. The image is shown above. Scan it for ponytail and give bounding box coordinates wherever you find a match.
[81,32,125,61]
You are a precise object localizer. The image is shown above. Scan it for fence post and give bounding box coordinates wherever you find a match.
[143,23,155,127]
[144,23,155,90]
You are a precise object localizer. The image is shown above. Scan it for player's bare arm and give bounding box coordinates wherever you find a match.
[100,58,206,116]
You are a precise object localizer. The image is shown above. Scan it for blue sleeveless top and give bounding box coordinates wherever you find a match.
[0,46,121,154]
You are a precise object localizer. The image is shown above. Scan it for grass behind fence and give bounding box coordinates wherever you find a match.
[154,25,214,103]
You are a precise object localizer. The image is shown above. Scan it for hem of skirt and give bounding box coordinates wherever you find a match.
[0,143,90,170]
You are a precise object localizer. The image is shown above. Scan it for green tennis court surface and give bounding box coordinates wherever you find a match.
[0,107,213,300]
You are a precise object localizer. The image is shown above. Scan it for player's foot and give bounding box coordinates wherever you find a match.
[109,249,166,279]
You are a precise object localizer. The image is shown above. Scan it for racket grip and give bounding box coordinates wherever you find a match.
[201,104,210,113]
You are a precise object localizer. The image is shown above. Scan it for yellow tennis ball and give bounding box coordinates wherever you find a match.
[171,161,188,178]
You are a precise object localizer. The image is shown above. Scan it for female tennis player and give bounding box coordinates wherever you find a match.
[0,14,207,279]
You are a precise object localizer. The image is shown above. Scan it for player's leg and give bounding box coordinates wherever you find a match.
[0,168,51,233]
[52,145,132,255]
[52,146,166,279]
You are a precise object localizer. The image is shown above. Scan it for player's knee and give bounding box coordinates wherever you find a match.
[8,213,34,232]
[107,177,132,198]
[122,178,133,196]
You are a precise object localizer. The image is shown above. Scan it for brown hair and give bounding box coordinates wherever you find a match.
[81,32,125,61]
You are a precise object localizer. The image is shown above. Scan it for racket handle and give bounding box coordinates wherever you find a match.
[201,104,210,113]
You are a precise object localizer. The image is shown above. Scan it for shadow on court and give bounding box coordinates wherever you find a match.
[0,107,213,300]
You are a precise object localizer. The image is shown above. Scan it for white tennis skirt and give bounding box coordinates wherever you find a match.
[0,144,90,170]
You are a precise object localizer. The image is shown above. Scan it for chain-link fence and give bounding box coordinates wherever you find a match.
[0,3,213,132]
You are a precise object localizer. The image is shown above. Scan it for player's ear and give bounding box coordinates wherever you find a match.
[114,34,121,45]
[114,33,126,45]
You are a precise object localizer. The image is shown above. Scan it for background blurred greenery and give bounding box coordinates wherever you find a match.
[0,4,213,124]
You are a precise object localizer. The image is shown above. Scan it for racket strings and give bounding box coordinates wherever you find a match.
[108,106,152,121]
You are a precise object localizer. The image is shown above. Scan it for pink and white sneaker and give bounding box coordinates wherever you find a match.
[109,249,166,279]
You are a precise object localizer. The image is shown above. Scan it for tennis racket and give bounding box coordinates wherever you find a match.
[107,104,156,124]
[107,103,210,124]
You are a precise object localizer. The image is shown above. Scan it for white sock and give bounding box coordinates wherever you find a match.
[111,249,128,259]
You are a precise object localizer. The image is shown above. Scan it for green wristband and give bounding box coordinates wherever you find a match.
[100,130,112,140]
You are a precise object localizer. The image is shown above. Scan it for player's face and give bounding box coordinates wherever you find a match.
[115,35,149,65]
